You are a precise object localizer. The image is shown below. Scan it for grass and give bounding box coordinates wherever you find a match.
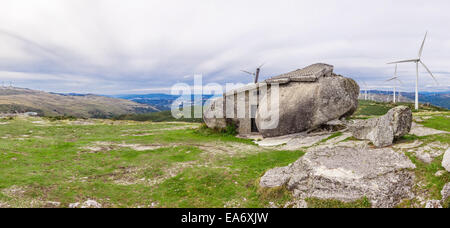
[421,115,450,132]
[352,100,447,119]
[0,100,448,208]
[395,133,450,208]
[0,116,304,208]
[305,197,371,208]
[113,107,203,123]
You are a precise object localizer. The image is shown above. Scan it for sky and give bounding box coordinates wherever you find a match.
[0,0,449,94]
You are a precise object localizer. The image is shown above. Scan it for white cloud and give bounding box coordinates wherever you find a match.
[0,0,449,94]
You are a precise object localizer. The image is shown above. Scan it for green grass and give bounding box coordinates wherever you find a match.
[151,150,305,208]
[0,100,448,208]
[113,107,203,123]
[305,197,371,208]
[421,115,450,132]
[353,100,447,119]
[0,116,303,208]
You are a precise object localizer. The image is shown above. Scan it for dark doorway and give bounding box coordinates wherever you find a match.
[251,118,259,133]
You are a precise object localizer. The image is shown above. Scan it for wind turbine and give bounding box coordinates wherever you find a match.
[359,80,369,100]
[387,32,438,110]
[385,64,403,103]
[241,63,265,84]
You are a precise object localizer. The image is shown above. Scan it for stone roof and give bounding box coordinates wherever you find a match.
[224,63,334,96]
[265,63,334,84]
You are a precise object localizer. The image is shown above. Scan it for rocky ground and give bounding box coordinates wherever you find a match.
[257,110,450,208]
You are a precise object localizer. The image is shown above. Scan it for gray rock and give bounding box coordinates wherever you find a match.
[257,75,359,137]
[441,183,450,202]
[443,148,450,172]
[260,146,416,208]
[434,170,446,177]
[68,202,80,208]
[260,166,292,188]
[348,106,412,147]
[81,199,102,208]
[203,97,228,130]
[410,122,449,137]
[425,200,442,208]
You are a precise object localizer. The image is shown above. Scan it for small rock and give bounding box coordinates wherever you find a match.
[81,199,102,208]
[441,183,450,202]
[284,199,308,208]
[416,153,433,164]
[393,140,423,149]
[268,202,278,208]
[435,170,446,177]
[45,201,61,207]
[69,202,80,208]
[443,148,450,172]
[425,200,442,208]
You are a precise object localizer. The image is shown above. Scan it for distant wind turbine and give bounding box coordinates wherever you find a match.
[241,63,265,84]
[385,64,403,103]
[360,81,369,100]
[387,32,438,110]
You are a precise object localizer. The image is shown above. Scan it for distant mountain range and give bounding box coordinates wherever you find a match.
[0,87,159,118]
[1,87,446,119]
[118,91,449,111]
[359,90,449,109]
[113,93,215,111]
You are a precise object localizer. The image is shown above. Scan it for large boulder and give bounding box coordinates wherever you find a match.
[203,97,228,129]
[256,75,359,137]
[260,145,416,208]
[348,106,412,147]
[443,148,450,172]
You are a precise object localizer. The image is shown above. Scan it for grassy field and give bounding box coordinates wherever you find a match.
[0,117,304,208]
[0,100,448,208]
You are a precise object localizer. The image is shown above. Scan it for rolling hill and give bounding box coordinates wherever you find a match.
[359,90,449,109]
[113,93,215,111]
[0,87,159,118]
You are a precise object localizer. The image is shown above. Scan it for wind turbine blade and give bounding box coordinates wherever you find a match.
[258,62,266,69]
[394,64,397,77]
[419,32,428,58]
[241,70,255,76]
[385,77,397,82]
[419,61,438,85]
[387,59,418,64]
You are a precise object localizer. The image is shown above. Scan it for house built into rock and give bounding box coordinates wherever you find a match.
[203,63,360,137]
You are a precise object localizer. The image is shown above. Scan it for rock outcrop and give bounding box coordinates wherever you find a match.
[443,148,450,172]
[203,64,359,137]
[348,106,412,147]
[257,74,359,137]
[260,145,416,208]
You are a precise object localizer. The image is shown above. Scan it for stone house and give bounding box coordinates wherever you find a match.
[203,63,359,137]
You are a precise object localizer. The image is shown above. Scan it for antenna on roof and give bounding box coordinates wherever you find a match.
[241,62,265,83]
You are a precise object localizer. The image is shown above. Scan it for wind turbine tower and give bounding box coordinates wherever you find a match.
[385,64,403,103]
[388,32,438,110]
[241,63,265,84]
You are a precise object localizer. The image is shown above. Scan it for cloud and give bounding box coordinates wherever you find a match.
[0,0,449,94]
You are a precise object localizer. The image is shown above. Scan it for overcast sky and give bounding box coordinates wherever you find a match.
[0,0,449,94]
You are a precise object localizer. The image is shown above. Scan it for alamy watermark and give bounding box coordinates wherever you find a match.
[170,74,280,130]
